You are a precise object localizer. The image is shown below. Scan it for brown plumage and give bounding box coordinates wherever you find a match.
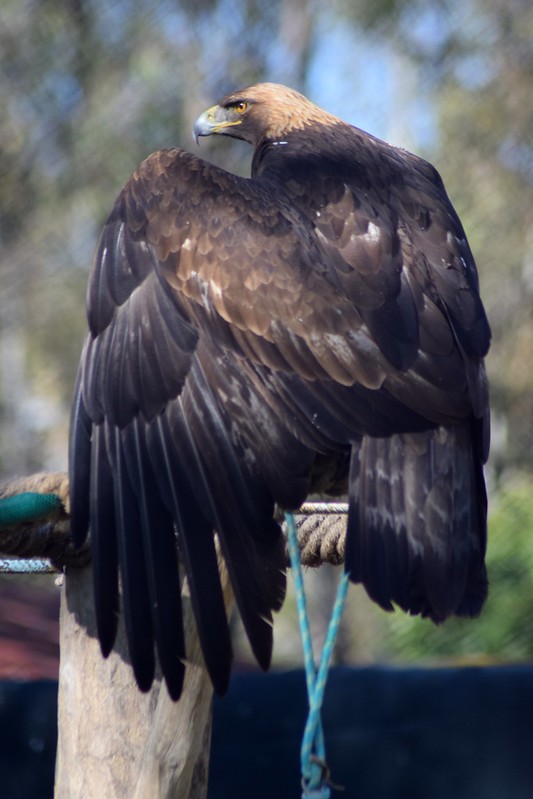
[69,83,491,700]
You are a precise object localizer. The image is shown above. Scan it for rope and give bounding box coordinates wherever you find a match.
[285,511,349,798]
[291,511,346,568]
[0,475,349,572]
[0,471,70,508]
[0,471,89,569]
[0,557,57,574]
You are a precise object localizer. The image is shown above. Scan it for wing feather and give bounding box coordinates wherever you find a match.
[90,423,119,657]
[182,351,286,669]
[68,368,92,547]
[122,418,186,700]
[107,424,155,691]
[146,412,232,695]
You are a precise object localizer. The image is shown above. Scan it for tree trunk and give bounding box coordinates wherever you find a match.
[55,562,230,798]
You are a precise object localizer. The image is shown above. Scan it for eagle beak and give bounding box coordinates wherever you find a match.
[193,104,242,144]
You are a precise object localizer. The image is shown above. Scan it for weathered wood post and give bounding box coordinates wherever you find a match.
[55,560,231,799]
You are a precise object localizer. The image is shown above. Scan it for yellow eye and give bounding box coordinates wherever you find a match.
[235,101,248,114]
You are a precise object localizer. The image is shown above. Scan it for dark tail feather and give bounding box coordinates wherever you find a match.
[345,423,487,622]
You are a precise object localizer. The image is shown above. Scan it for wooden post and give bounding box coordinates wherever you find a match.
[55,562,230,799]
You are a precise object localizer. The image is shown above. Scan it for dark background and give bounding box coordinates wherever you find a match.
[0,666,532,799]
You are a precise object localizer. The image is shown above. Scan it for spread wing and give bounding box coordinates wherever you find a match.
[69,142,490,698]
[70,149,332,698]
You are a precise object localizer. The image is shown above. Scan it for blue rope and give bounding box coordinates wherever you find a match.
[285,511,350,798]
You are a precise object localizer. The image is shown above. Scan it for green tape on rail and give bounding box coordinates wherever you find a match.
[0,492,62,527]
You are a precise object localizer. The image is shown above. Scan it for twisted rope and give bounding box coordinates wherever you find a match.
[0,475,348,572]
[0,472,89,570]
[286,511,349,798]
[289,504,347,567]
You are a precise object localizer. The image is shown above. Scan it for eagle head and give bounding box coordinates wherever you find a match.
[193,82,338,147]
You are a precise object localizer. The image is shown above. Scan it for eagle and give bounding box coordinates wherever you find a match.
[69,83,491,701]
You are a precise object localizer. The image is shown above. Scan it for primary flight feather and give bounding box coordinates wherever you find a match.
[69,83,490,700]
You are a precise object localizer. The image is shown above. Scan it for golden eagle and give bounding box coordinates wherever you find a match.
[69,83,490,700]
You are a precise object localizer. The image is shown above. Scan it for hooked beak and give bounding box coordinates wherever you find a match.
[193,104,243,144]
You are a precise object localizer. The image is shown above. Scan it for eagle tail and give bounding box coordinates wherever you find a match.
[345,422,488,622]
